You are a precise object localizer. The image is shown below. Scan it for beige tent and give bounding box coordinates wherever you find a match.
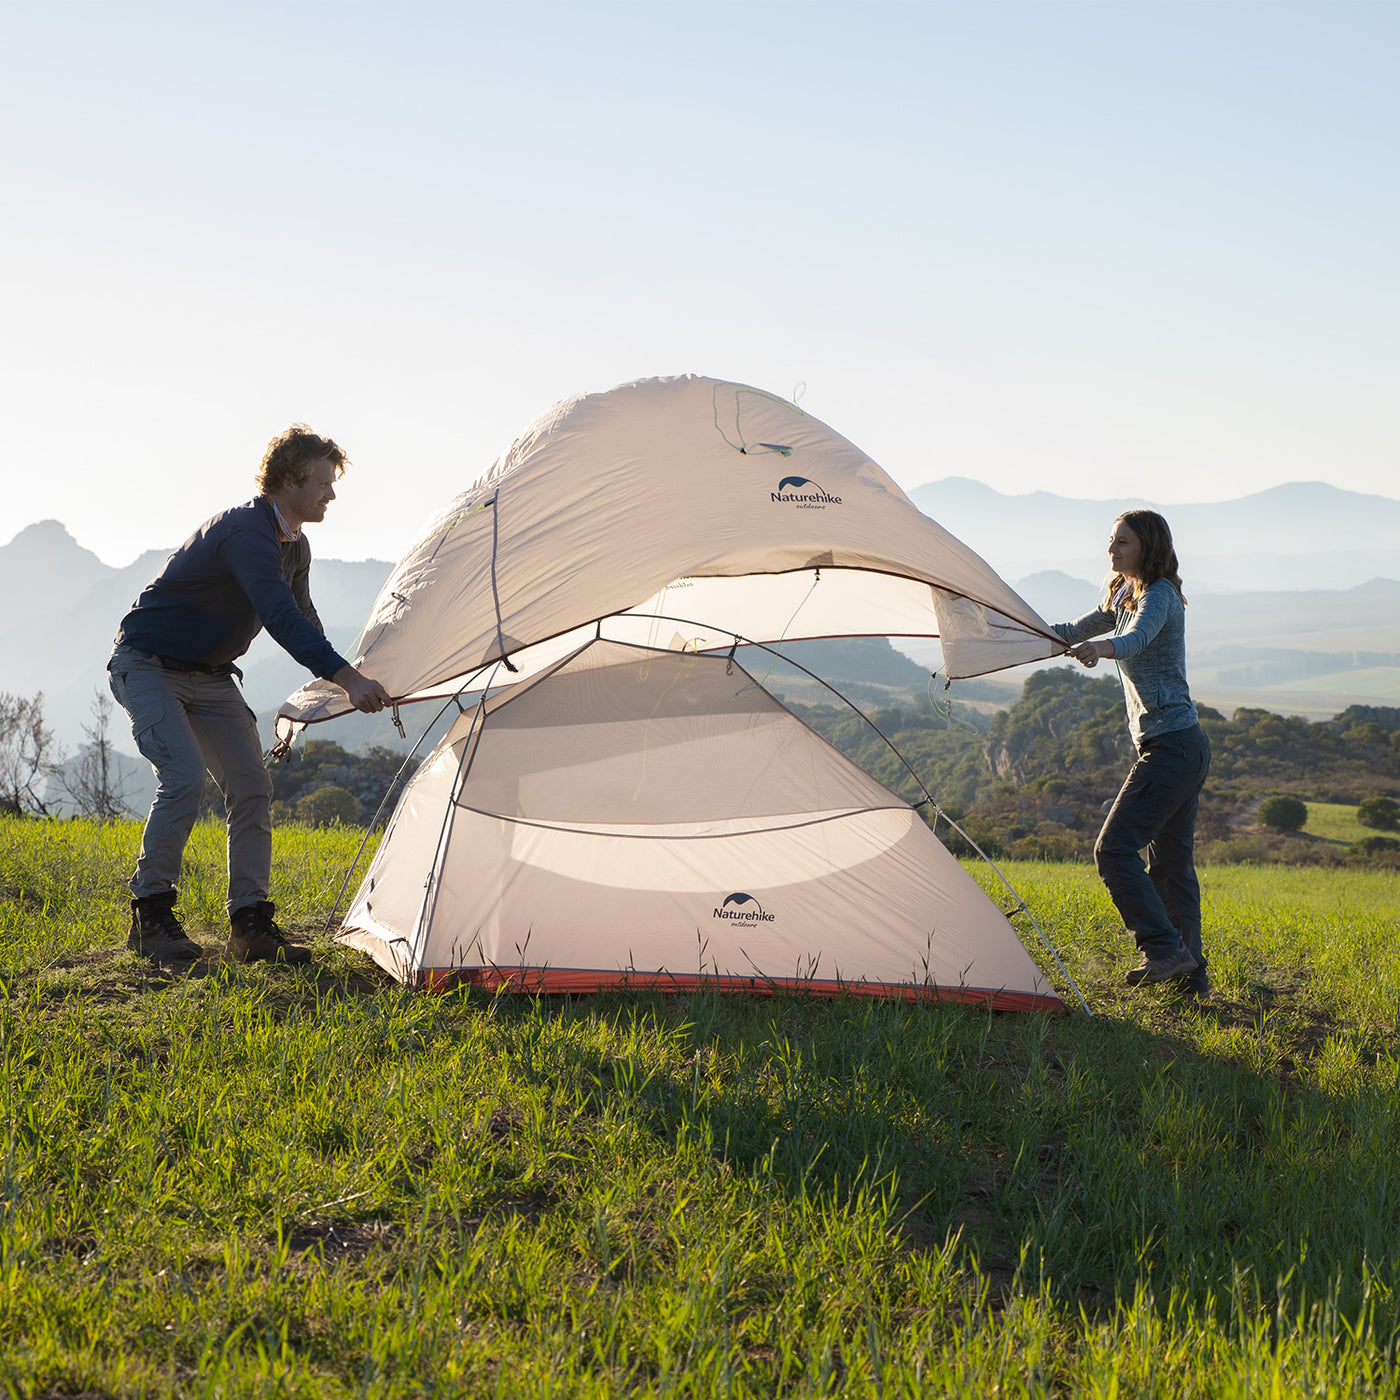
[339,639,1062,1012]
[277,374,1063,739]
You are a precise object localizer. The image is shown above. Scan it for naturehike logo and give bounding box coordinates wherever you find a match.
[771,475,841,509]
[713,892,775,923]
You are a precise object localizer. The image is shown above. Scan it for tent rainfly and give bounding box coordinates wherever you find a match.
[339,639,1063,1012]
[277,374,1065,740]
[284,374,1079,1009]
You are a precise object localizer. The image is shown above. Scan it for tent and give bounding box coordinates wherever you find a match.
[277,374,1064,739]
[338,638,1062,1012]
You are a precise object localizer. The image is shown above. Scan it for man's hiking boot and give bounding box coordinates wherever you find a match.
[228,901,311,966]
[1172,969,1212,1001]
[127,892,203,964]
[1125,944,1198,987]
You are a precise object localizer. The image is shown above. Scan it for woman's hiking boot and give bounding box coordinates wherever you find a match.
[1125,944,1197,987]
[228,901,312,965]
[127,892,203,964]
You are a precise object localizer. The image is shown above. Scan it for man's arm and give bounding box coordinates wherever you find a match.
[288,544,323,630]
[333,664,391,714]
[221,529,350,679]
[285,543,387,711]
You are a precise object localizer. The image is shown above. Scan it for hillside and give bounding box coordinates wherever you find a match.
[795,673,1400,863]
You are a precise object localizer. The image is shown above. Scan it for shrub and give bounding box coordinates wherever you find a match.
[1344,722,1390,748]
[296,785,362,827]
[1356,795,1400,831]
[1347,835,1400,868]
[938,813,1005,860]
[1350,835,1400,856]
[1198,835,1274,865]
[1257,794,1307,833]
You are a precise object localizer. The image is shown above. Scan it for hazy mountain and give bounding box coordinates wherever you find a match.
[910,479,1400,592]
[0,520,115,622]
[0,521,393,753]
[6,483,1399,754]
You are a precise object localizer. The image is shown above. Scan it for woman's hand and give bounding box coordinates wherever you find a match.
[1070,640,1113,669]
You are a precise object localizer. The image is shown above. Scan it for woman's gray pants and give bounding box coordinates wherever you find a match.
[108,647,272,916]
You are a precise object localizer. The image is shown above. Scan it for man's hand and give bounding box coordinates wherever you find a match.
[332,664,392,713]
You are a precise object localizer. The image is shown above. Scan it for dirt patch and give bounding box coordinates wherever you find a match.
[285,1217,406,1264]
[28,1392,119,1400]
[284,1189,560,1270]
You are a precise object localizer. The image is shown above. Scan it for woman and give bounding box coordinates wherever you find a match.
[1055,510,1211,996]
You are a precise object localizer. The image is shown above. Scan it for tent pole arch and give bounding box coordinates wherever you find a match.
[319,663,506,937]
[325,618,1089,1014]
[599,613,1089,1015]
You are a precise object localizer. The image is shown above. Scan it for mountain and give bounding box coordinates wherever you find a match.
[0,520,115,622]
[6,486,1399,754]
[909,479,1400,593]
[0,522,393,754]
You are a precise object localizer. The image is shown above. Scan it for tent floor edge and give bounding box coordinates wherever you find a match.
[413,966,1064,1011]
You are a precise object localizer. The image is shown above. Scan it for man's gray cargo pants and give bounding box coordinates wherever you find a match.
[108,646,273,915]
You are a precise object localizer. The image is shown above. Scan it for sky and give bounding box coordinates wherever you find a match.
[4,0,1397,568]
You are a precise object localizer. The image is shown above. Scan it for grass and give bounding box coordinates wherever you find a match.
[1303,802,1375,847]
[3,815,1400,1396]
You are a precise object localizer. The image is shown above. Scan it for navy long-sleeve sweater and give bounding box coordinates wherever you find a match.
[114,497,349,681]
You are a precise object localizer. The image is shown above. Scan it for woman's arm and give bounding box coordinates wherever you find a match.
[1052,607,1116,647]
[1054,606,1116,667]
[1109,581,1173,660]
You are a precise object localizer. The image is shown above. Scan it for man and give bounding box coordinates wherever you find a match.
[108,425,391,966]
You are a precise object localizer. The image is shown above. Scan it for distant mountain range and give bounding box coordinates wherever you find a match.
[0,520,386,757]
[5,478,1398,757]
[909,478,1400,593]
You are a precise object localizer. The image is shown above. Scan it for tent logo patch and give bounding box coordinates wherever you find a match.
[771,475,842,509]
[713,892,775,924]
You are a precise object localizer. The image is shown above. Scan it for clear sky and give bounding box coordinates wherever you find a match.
[4,1,1396,567]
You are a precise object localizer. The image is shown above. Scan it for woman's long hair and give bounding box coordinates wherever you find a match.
[1104,509,1186,611]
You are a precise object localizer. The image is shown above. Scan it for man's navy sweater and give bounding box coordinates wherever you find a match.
[114,497,350,681]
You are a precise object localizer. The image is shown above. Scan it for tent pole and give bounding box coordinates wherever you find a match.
[925,807,1092,1017]
[616,613,1092,1015]
[319,664,500,937]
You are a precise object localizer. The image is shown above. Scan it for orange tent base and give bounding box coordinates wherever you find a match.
[419,965,1065,1013]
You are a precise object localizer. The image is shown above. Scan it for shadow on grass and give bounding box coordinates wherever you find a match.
[8,935,1396,1331]
[460,976,1399,1325]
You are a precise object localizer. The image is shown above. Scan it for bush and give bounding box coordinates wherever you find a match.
[1350,835,1400,856]
[1197,835,1274,865]
[1356,795,1400,831]
[938,813,1005,860]
[1257,794,1308,833]
[1347,835,1400,868]
[296,785,362,827]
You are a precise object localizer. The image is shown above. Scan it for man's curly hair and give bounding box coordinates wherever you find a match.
[256,425,348,494]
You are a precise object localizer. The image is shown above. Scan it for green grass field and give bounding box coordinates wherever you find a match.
[3,815,1400,1397]
[1303,802,1375,847]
